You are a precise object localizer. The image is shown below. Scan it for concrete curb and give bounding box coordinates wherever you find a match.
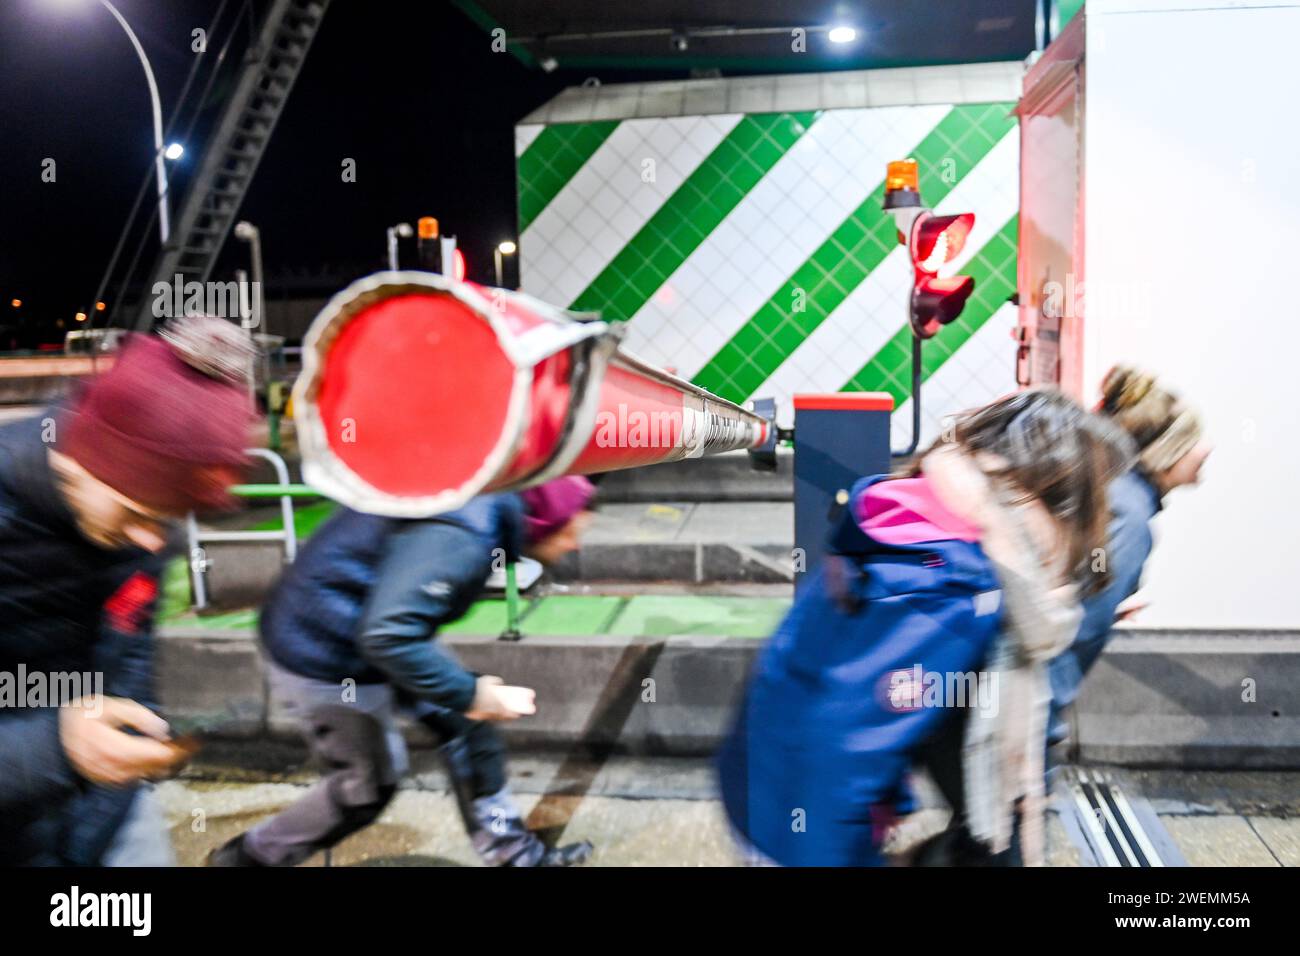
[549,541,793,584]
[156,626,1300,768]
[1073,630,1300,768]
[157,628,755,756]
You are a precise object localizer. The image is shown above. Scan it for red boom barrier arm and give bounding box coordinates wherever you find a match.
[293,272,770,516]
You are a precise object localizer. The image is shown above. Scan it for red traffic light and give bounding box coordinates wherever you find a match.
[909,212,974,273]
[911,275,975,339]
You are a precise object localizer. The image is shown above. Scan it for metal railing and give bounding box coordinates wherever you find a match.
[186,447,298,609]
[183,454,530,631]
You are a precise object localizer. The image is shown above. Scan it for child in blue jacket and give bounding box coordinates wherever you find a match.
[718,390,1133,867]
[210,477,596,867]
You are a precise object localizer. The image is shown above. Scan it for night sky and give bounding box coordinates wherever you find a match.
[0,0,1038,340]
[0,0,657,334]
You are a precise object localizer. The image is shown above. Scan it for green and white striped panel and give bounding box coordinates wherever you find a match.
[516,100,1020,445]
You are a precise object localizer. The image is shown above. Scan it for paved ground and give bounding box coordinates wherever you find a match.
[157,755,1300,866]
[582,501,791,547]
[0,404,41,423]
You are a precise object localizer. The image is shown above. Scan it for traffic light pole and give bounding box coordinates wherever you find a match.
[892,331,923,459]
[881,159,976,461]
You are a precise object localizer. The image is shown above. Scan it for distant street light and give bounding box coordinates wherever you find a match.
[234,221,264,331]
[828,26,857,44]
[495,240,517,288]
[387,222,413,270]
[164,142,185,160]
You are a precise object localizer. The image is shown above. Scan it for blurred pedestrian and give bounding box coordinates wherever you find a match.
[208,476,597,867]
[1047,366,1210,746]
[0,316,255,865]
[717,390,1133,866]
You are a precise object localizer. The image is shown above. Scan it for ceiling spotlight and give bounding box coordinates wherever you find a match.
[828,26,857,44]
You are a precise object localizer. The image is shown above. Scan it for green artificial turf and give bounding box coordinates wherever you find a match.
[159,592,789,638]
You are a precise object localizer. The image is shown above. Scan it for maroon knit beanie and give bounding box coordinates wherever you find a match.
[520,476,595,545]
[58,330,254,514]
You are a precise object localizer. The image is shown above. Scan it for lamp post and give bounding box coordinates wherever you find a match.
[233,221,263,331]
[386,222,413,270]
[82,0,174,244]
[494,240,517,288]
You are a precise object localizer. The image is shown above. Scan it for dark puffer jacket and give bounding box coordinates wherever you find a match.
[258,494,525,712]
[0,414,167,865]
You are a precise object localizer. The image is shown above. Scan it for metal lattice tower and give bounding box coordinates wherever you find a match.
[133,0,331,330]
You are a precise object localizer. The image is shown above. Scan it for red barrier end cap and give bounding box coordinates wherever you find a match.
[793,392,895,412]
[312,292,515,498]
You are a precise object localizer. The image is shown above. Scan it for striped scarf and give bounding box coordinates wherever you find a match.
[922,446,1081,865]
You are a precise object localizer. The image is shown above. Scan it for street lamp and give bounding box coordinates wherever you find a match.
[234,221,266,406]
[52,0,173,244]
[494,240,517,288]
[233,221,263,331]
[387,222,413,270]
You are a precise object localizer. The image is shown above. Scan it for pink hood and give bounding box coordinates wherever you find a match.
[857,475,982,546]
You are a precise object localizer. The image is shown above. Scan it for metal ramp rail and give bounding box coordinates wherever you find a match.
[1056,767,1188,867]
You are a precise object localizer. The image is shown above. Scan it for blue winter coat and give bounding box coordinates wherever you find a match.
[1048,468,1160,722]
[258,494,526,712]
[717,475,1004,866]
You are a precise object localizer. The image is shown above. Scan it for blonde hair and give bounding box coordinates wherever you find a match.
[1098,366,1202,474]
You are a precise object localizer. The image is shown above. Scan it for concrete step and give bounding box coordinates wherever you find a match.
[192,499,799,611]
[549,501,794,585]
[592,449,792,503]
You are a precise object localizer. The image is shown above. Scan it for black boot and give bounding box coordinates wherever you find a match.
[537,840,594,867]
[911,822,1018,867]
[437,734,594,867]
[206,833,265,867]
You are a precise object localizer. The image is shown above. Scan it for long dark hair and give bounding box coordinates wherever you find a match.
[908,389,1135,593]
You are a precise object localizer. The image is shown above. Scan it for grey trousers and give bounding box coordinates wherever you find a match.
[243,663,546,867]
